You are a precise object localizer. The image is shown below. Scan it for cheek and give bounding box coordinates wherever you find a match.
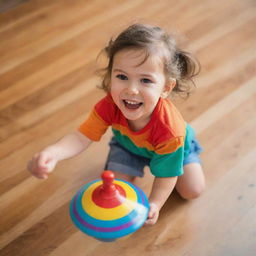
[110,83,120,95]
[110,79,126,95]
[109,79,116,92]
[143,88,162,102]
[110,84,122,104]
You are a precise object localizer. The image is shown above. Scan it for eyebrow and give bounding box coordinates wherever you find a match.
[112,68,155,78]
[140,73,154,78]
[112,68,127,74]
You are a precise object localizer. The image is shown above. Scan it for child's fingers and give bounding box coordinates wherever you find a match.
[145,219,154,225]
[45,160,56,173]
[27,161,47,179]
[148,208,155,219]
[38,152,58,172]
[37,154,54,174]
[145,214,156,225]
[144,203,159,225]
[28,151,56,180]
[28,153,48,176]
[37,153,50,170]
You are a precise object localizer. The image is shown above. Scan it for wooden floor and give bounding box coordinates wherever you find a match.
[0,0,256,255]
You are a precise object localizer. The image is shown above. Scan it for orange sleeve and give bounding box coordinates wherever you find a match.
[79,109,109,141]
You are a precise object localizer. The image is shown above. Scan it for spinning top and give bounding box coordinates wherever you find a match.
[70,170,149,242]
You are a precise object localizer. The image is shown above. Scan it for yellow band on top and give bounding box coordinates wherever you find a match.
[81,181,138,220]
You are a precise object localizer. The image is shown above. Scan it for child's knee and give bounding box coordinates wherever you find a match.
[179,184,205,200]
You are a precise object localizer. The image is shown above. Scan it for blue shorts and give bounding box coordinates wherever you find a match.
[104,137,203,177]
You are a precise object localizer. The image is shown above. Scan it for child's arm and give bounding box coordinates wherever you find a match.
[145,176,178,225]
[28,131,92,179]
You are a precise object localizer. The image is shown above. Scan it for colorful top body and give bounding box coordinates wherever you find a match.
[79,94,195,178]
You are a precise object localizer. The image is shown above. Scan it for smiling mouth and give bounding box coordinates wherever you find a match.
[123,100,143,110]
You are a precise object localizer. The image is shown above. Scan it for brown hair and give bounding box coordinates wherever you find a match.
[97,23,201,97]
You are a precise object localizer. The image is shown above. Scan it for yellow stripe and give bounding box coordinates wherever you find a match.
[81,181,138,220]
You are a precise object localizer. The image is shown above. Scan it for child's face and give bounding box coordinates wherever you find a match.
[110,49,173,131]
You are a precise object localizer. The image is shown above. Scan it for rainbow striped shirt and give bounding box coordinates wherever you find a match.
[79,94,195,177]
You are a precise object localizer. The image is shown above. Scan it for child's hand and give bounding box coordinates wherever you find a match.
[27,150,58,179]
[145,203,160,225]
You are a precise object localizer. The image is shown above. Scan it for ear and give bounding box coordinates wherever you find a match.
[161,78,176,98]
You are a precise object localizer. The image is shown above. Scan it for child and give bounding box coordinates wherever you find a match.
[28,23,205,225]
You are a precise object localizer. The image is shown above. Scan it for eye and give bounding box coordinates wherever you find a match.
[116,74,128,80]
[141,78,153,84]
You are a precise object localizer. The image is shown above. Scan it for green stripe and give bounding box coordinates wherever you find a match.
[150,146,184,177]
[184,124,195,158]
[112,128,153,158]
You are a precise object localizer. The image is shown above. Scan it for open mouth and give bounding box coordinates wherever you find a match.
[123,100,143,110]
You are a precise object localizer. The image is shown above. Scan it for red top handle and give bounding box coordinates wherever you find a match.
[101,170,116,195]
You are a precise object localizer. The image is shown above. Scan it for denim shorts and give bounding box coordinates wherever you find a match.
[104,137,203,177]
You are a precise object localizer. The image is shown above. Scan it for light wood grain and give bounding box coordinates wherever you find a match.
[0,0,256,255]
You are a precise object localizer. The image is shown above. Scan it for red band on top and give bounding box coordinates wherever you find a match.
[92,184,126,208]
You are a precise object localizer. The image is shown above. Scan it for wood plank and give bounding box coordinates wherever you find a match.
[0,0,256,255]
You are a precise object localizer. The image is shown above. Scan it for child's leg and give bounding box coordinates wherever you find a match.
[175,163,205,200]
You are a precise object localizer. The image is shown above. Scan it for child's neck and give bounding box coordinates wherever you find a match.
[127,117,151,132]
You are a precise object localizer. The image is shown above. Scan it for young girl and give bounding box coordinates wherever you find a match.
[28,23,205,225]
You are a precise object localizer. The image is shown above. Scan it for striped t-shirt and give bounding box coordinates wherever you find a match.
[79,94,195,177]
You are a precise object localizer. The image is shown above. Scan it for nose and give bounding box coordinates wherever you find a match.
[125,81,139,95]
